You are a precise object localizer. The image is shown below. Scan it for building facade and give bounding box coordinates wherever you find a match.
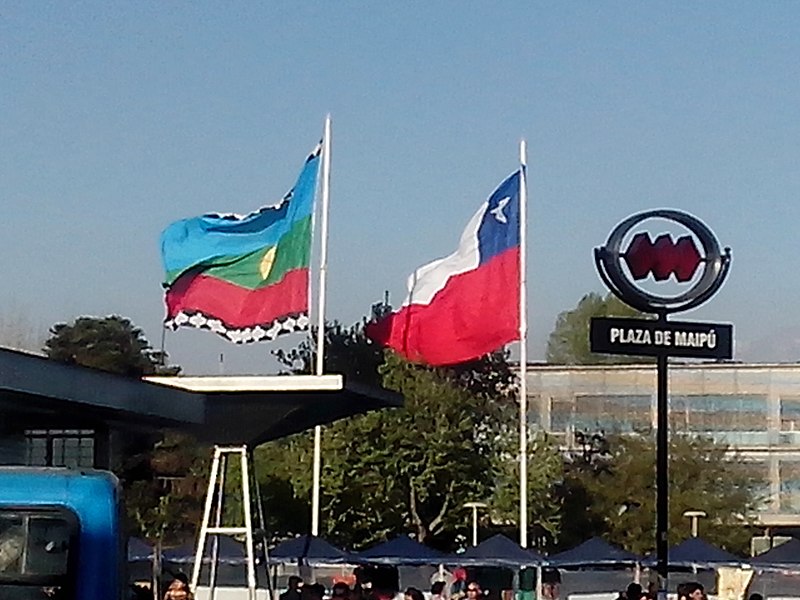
[525,363,800,527]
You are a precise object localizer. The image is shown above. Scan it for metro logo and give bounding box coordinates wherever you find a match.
[623,232,702,282]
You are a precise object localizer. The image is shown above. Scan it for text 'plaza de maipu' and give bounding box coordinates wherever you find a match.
[522,362,800,528]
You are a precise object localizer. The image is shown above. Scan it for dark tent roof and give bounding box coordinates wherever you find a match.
[644,537,742,568]
[459,534,543,567]
[752,538,800,569]
[270,535,351,565]
[358,536,449,565]
[549,537,641,567]
[163,536,249,566]
[128,537,154,562]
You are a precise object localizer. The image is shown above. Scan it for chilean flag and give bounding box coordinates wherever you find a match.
[367,171,521,366]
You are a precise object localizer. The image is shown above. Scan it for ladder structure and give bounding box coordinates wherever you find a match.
[191,445,268,600]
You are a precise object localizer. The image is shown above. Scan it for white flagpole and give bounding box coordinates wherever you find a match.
[518,139,529,548]
[311,114,332,536]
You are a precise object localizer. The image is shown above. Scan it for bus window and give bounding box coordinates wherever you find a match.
[0,509,76,599]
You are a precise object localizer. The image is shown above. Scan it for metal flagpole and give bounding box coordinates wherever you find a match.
[311,114,332,536]
[518,140,529,548]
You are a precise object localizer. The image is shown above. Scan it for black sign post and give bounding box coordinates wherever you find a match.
[593,210,731,598]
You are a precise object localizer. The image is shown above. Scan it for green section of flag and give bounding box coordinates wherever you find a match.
[197,216,312,290]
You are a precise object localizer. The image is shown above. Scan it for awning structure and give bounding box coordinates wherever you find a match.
[145,375,402,445]
[751,537,800,571]
[357,535,450,565]
[642,537,743,569]
[548,537,641,568]
[459,534,543,567]
[163,537,248,566]
[0,347,203,428]
[0,347,402,447]
[269,534,352,565]
[128,537,156,562]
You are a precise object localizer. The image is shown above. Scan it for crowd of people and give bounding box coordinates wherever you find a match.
[278,575,484,600]
[139,572,772,600]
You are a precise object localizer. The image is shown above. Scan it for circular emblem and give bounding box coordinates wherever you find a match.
[594,209,731,314]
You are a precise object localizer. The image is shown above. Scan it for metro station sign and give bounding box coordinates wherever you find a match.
[591,209,733,360]
[590,317,733,359]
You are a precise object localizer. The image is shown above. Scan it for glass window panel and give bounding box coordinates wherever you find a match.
[573,395,652,433]
[671,395,768,432]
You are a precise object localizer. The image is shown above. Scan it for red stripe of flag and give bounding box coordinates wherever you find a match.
[166,269,309,329]
[366,248,520,366]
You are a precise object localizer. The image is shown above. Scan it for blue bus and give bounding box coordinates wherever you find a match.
[0,467,122,600]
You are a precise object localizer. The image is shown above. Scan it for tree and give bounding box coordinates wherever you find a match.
[546,292,650,364]
[260,319,562,551]
[43,315,179,376]
[44,314,193,543]
[490,432,563,546]
[273,319,384,386]
[559,433,764,555]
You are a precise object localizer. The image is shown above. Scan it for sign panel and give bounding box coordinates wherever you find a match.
[590,317,733,359]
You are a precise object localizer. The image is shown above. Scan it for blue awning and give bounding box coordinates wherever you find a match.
[458,534,543,567]
[751,538,800,571]
[549,537,641,567]
[270,534,352,565]
[358,536,449,565]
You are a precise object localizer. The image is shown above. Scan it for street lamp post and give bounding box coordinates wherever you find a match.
[683,510,707,537]
[463,502,487,547]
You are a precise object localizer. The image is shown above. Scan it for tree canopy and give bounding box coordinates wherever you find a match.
[546,292,649,364]
[258,320,563,550]
[558,433,763,555]
[44,314,190,543]
[43,315,178,376]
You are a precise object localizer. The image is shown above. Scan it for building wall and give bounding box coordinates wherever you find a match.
[524,363,800,523]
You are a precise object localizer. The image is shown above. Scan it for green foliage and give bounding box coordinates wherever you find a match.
[490,432,563,545]
[258,320,565,551]
[122,432,209,545]
[43,315,179,376]
[559,434,764,555]
[273,320,383,385]
[546,292,649,364]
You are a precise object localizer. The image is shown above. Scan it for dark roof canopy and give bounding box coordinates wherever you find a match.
[459,534,542,567]
[358,536,449,565]
[0,347,203,428]
[751,538,800,569]
[128,538,155,562]
[0,347,402,445]
[269,534,351,565]
[643,537,741,568]
[163,537,247,565]
[548,537,641,567]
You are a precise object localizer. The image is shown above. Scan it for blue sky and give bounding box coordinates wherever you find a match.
[2,2,800,374]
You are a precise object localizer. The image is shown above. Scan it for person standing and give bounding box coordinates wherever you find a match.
[163,574,194,600]
[281,576,304,600]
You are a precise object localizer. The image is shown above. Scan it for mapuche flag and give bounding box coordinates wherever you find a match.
[160,144,320,343]
[367,171,521,365]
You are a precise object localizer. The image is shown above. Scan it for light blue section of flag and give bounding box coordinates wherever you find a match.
[160,149,320,285]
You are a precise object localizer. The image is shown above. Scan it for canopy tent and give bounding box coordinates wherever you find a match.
[751,537,800,570]
[459,534,543,568]
[643,537,742,569]
[128,537,155,562]
[548,537,641,568]
[269,534,352,565]
[163,536,250,566]
[358,536,449,565]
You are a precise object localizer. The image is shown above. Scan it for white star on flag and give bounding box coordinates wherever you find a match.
[490,197,510,224]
